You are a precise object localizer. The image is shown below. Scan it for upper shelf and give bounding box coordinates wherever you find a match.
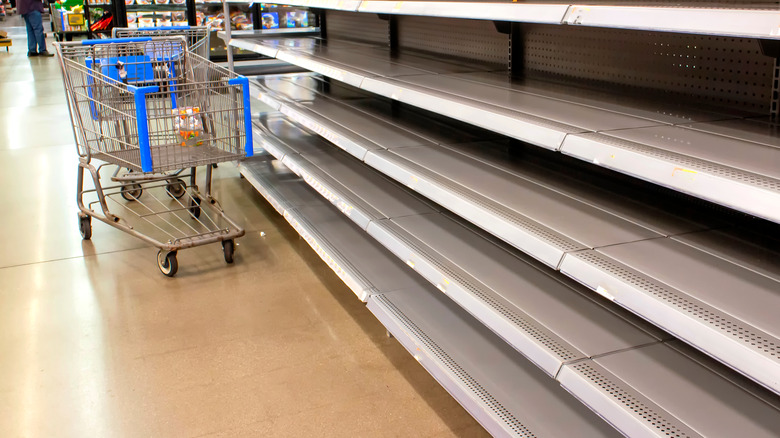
[562,5,780,39]
[229,35,780,224]
[257,0,780,39]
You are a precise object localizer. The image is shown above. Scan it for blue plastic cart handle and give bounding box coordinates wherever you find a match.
[82,37,153,45]
[139,26,192,31]
[229,76,254,157]
[128,85,161,172]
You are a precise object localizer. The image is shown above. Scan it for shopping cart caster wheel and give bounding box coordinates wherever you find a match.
[78,215,92,240]
[166,179,187,199]
[157,250,178,277]
[189,197,201,219]
[121,184,143,201]
[222,239,235,264]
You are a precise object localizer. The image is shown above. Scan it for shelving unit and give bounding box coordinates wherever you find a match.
[224,4,780,436]
[225,34,780,223]
[50,0,117,40]
[240,98,780,437]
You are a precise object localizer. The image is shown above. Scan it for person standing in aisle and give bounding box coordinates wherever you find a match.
[18,0,53,57]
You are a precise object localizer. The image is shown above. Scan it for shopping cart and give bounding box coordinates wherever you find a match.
[112,26,211,59]
[56,36,254,276]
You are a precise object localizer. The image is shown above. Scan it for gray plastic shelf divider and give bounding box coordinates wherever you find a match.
[558,341,780,438]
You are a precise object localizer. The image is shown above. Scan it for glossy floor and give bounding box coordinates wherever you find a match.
[0,17,487,437]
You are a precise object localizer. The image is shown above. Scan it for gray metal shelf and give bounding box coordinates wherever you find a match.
[240,154,418,301]
[368,286,624,438]
[244,111,780,437]
[559,341,780,438]
[231,36,780,224]
[251,108,667,377]
[254,119,436,230]
[249,74,780,396]
[560,231,780,396]
[250,74,708,267]
[238,151,626,437]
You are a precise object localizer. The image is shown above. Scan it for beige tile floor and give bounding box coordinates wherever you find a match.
[0,17,487,437]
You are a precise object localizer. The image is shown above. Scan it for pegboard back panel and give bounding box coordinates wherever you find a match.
[325,10,389,45]
[523,24,773,113]
[398,16,509,69]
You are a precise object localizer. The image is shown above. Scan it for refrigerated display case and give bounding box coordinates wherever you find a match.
[199,2,316,61]
[115,0,191,31]
[115,1,314,60]
[50,0,118,40]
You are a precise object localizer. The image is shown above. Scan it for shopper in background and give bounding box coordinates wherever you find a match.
[18,0,53,57]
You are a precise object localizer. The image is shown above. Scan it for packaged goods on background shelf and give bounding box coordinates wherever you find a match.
[172,10,186,25]
[156,12,171,26]
[137,12,153,26]
[0,30,11,51]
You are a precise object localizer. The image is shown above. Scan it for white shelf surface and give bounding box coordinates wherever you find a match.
[562,5,780,39]
[231,36,780,224]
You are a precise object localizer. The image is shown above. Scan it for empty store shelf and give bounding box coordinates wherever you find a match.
[249,73,780,396]
[238,151,625,437]
[229,34,780,223]
[244,101,780,437]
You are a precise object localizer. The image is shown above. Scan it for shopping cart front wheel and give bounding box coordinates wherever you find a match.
[157,250,178,277]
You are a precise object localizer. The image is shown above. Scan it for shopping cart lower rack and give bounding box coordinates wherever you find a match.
[56,36,254,276]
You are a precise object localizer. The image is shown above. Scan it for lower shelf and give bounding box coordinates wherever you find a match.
[238,153,624,437]
[240,111,780,436]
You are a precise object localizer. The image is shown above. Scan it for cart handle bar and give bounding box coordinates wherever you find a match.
[82,37,153,45]
[136,26,192,31]
[229,77,254,158]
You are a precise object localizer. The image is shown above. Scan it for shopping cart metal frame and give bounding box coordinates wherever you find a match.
[56,36,254,276]
[112,25,211,59]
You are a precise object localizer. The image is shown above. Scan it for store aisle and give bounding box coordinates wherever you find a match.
[0,20,487,437]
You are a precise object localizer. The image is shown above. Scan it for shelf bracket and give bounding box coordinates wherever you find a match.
[495,21,523,78]
[314,8,327,41]
[759,39,780,121]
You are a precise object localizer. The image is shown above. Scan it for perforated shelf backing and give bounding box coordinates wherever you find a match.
[398,16,509,69]
[326,10,389,45]
[522,24,773,113]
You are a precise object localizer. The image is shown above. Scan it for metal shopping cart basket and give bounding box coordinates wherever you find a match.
[112,26,211,59]
[55,36,254,276]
